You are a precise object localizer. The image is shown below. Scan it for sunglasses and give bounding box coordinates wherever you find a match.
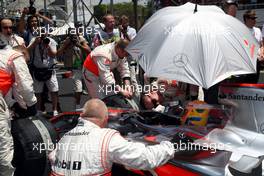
[2,26,13,29]
[248,17,257,20]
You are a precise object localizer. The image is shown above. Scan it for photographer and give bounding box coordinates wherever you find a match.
[118,15,136,42]
[57,26,91,109]
[17,3,53,46]
[27,32,59,116]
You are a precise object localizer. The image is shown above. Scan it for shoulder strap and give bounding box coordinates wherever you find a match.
[12,35,20,46]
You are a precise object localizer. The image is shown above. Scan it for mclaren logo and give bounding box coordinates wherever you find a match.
[173,54,188,68]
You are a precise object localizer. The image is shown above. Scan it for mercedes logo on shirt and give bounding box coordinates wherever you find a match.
[173,53,188,68]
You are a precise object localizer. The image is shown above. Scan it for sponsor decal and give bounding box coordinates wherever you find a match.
[54,159,82,170]
[64,131,90,136]
[221,93,264,102]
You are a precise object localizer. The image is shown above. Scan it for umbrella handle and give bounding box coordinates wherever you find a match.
[194,0,198,13]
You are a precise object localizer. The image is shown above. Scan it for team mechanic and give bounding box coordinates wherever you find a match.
[49,99,175,176]
[83,39,132,99]
[0,39,37,176]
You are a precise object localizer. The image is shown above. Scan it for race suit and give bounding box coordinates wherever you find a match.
[0,47,37,176]
[49,118,175,176]
[83,42,130,99]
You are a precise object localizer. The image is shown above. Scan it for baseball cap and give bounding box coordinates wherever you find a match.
[243,10,257,20]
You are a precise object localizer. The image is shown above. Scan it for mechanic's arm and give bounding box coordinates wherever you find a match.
[117,58,131,82]
[12,56,37,107]
[117,59,133,97]
[109,133,175,170]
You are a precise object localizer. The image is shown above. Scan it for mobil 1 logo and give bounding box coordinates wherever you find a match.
[55,159,82,170]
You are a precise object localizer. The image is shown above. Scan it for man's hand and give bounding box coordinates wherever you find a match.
[22,7,29,15]
[118,85,133,98]
[120,89,133,99]
[34,37,42,45]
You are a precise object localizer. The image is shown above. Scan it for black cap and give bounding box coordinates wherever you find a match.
[243,10,257,20]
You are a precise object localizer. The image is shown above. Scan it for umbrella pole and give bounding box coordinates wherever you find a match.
[194,0,198,13]
[138,65,145,88]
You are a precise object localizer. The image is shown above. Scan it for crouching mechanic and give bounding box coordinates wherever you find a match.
[49,99,175,176]
[0,39,37,176]
[83,39,132,99]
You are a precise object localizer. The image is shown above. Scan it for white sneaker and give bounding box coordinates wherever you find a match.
[53,110,59,116]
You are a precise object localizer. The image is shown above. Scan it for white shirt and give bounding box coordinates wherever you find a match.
[0,33,25,47]
[249,26,262,44]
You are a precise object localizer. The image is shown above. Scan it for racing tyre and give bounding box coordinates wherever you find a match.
[11,114,57,176]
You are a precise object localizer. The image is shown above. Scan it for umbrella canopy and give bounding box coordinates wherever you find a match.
[127,3,259,89]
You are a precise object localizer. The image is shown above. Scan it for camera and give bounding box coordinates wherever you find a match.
[40,34,50,45]
[29,0,36,15]
[67,28,79,44]
[42,37,50,45]
[39,28,50,45]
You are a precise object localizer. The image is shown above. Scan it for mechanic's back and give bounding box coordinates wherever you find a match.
[49,99,175,176]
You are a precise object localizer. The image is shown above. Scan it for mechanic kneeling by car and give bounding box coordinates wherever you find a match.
[49,99,176,176]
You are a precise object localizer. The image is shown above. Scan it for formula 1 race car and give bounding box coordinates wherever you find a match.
[11,83,264,176]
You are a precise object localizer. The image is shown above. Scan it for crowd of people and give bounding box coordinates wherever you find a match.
[1,0,264,175]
